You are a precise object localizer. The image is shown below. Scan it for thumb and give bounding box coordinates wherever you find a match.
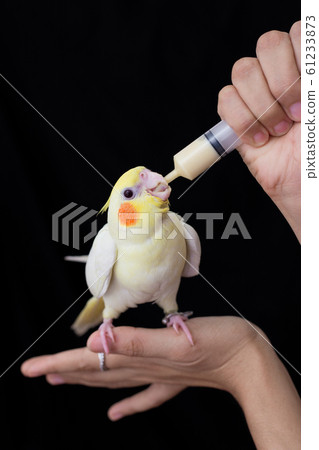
[107,383,185,421]
[87,325,189,358]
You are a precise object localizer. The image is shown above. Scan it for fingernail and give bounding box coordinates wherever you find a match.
[47,375,65,385]
[273,120,291,135]
[253,131,268,146]
[290,102,301,121]
[110,412,123,421]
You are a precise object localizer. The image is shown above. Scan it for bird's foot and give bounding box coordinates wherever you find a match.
[99,319,115,354]
[162,311,194,346]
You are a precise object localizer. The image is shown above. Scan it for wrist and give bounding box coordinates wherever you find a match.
[271,193,301,243]
[223,333,267,401]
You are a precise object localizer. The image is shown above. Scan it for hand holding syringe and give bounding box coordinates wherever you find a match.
[165,22,301,241]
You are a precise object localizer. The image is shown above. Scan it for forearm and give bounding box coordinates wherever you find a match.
[231,338,300,449]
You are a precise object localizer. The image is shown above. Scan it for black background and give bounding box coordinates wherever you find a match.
[1,1,300,449]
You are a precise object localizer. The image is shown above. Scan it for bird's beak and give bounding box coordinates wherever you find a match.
[139,168,171,201]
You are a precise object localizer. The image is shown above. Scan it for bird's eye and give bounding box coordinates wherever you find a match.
[123,189,134,199]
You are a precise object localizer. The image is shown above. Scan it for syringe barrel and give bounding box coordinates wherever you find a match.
[204,120,241,156]
[165,120,242,183]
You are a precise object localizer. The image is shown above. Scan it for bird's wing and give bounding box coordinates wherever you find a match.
[85,224,117,298]
[181,222,201,277]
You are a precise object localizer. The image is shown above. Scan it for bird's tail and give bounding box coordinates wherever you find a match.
[65,255,88,263]
[71,296,104,336]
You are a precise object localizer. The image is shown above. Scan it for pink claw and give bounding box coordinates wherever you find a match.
[166,314,194,346]
[99,319,115,354]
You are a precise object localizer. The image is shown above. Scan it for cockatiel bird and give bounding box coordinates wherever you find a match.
[67,166,201,353]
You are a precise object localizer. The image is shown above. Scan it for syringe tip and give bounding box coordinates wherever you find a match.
[164,169,179,184]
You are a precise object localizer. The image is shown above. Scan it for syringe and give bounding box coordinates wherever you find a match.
[165,120,242,183]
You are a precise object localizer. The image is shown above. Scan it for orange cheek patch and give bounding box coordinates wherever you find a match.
[118,202,139,226]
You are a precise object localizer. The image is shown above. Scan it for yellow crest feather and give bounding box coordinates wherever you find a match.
[99,166,145,214]
[99,195,111,215]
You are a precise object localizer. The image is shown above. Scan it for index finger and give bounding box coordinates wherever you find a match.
[87,325,191,359]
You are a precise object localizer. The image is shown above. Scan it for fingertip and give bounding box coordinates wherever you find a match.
[108,408,124,421]
[237,129,268,148]
[253,130,269,146]
[20,359,39,377]
[87,331,103,352]
[289,102,301,122]
[46,374,65,385]
[290,20,301,40]
[20,361,29,376]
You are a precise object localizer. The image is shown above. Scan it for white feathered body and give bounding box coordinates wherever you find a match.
[86,211,199,321]
[70,167,201,336]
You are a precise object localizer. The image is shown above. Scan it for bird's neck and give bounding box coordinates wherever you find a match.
[110,210,174,246]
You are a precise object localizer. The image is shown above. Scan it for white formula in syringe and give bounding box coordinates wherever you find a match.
[165,121,242,183]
